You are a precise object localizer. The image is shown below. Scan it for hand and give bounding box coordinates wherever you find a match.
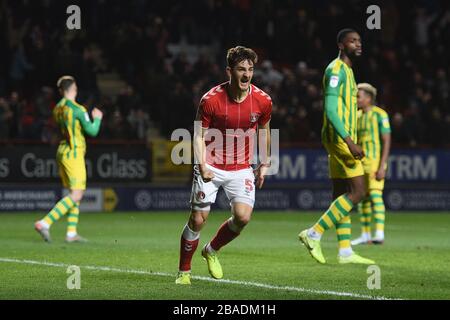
[92,108,103,120]
[199,165,215,182]
[345,138,365,160]
[375,168,386,181]
[254,164,269,189]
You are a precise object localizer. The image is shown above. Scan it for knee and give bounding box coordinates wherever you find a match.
[70,190,84,203]
[233,210,252,227]
[351,187,366,204]
[189,211,207,229]
[235,215,251,227]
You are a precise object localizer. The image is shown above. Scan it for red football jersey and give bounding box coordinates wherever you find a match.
[198,82,272,171]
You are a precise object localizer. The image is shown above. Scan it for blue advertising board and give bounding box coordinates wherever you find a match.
[1,186,448,212]
[265,149,450,184]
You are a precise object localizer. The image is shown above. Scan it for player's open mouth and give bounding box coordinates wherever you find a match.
[240,79,250,86]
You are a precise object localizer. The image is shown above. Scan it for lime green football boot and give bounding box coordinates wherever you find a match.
[201,245,223,279]
[338,252,375,265]
[175,271,191,285]
[298,229,326,264]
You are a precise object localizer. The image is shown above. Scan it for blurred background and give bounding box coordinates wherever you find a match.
[0,0,448,212]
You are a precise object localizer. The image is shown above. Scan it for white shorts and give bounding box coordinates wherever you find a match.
[190,164,255,211]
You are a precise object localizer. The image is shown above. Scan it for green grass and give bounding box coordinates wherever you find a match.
[0,211,449,300]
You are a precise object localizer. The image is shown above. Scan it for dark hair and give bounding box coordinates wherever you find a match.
[226,46,258,68]
[56,75,76,94]
[337,28,358,44]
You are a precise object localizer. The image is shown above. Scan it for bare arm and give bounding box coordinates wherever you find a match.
[255,121,271,189]
[193,113,214,182]
[376,133,391,180]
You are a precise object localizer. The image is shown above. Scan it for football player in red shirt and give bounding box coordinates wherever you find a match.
[176,46,273,284]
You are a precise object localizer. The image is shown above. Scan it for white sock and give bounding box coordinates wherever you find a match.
[362,232,371,240]
[67,231,77,237]
[182,224,200,241]
[339,247,353,257]
[40,220,50,229]
[307,228,322,241]
[205,243,216,254]
[375,230,384,239]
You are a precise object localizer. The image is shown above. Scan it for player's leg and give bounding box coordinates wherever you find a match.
[202,204,252,280]
[311,179,350,235]
[202,167,255,278]
[180,208,210,272]
[299,142,372,264]
[298,154,353,263]
[65,189,87,243]
[335,176,362,255]
[352,195,372,245]
[337,175,375,264]
[370,189,385,243]
[299,178,354,264]
[353,167,372,244]
[206,202,252,253]
[63,156,88,243]
[34,157,78,242]
[176,165,220,284]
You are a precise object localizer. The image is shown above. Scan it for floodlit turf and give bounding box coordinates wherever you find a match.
[0,211,449,300]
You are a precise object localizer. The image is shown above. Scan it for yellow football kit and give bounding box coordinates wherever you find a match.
[53,98,101,190]
[356,105,391,240]
[321,58,363,179]
[357,106,391,190]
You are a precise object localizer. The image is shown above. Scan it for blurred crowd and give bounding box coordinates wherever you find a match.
[0,0,448,147]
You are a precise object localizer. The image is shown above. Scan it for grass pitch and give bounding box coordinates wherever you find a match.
[0,211,449,300]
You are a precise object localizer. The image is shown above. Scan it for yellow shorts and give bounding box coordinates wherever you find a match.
[324,142,364,179]
[56,146,87,190]
[362,159,386,191]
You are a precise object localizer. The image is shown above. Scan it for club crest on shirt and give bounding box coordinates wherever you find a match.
[196,191,205,200]
[250,113,260,123]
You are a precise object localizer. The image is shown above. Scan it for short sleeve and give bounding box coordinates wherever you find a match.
[258,100,272,126]
[378,112,391,134]
[324,66,345,96]
[198,98,214,129]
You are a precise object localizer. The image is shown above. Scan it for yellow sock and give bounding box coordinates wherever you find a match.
[336,215,352,252]
[313,194,354,234]
[43,196,76,226]
[370,190,385,232]
[359,197,372,234]
[67,202,80,236]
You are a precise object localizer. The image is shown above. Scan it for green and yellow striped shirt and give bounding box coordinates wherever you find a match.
[53,98,101,159]
[357,106,391,162]
[321,58,358,144]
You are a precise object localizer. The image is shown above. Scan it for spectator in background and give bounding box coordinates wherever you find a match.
[19,101,38,140]
[0,97,13,139]
[106,110,131,140]
[9,43,34,90]
[391,113,406,145]
[0,0,447,147]
[256,60,284,87]
[8,91,21,138]
[127,107,152,140]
